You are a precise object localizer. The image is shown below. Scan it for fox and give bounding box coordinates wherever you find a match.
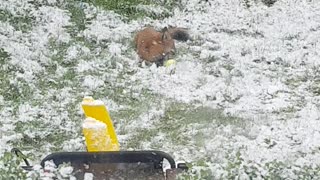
[134,26,191,66]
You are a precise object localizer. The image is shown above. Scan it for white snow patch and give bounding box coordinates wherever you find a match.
[82,75,105,90]
[82,117,107,129]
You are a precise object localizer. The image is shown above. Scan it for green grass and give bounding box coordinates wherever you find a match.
[0,48,12,101]
[124,101,246,149]
[64,1,88,38]
[177,159,214,180]
[0,152,27,179]
[80,0,175,20]
[0,49,35,105]
[0,9,34,32]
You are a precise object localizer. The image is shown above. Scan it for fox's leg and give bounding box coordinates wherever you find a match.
[155,59,164,67]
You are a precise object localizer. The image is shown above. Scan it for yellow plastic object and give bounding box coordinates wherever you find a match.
[81,97,120,151]
[82,117,114,151]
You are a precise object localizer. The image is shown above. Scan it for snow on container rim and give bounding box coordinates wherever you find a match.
[81,96,105,106]
[82,117,107,129]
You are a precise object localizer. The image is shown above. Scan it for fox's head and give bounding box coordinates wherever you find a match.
[159,27,176,62]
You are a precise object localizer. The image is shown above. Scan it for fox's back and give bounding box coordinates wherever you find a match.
[135,27,162,45]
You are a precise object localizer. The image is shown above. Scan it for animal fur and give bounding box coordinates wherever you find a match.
[134,26,191,66]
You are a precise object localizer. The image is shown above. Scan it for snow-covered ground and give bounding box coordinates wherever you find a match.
[1,0,320,179]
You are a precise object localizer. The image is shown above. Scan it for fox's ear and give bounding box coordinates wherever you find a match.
[162,32,168,40]
[161,27,168,32]
[161,27,169,40]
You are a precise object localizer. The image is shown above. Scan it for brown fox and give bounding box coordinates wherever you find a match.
[134,26,190,66]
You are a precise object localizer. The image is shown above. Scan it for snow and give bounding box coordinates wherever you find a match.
[82,117,106,129]
[84,173,94,180]
[82,75,105,90]
[1,0,320,179]
[81,97,105,106]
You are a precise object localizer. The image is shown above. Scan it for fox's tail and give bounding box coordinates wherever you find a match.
[167,27,191,42]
